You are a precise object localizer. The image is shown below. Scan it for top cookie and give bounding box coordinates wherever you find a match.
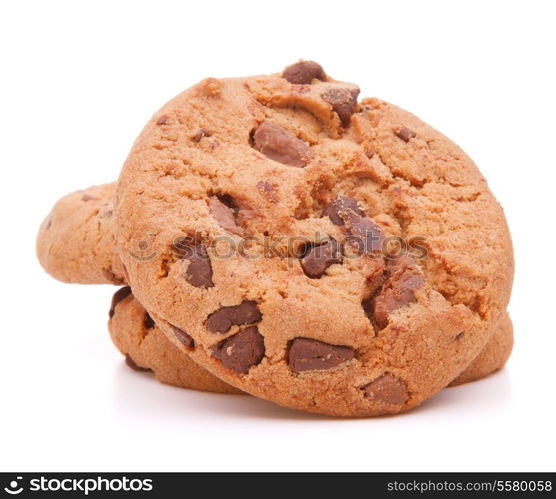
[115,61,513,416]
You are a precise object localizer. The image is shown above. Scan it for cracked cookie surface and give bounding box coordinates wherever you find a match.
[114,62,513,416]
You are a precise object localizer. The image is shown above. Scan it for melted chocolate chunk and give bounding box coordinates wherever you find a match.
[393,126,416,142]
[345,216,385,255]
[212,326,265,374]
[170,324,195,349]
[282,60,325,84]
[144,313,155,330]
[125,354,152,372]
[371,256,425,329]
[322,87,360,127]
[300,239,342,278]
[109,286,132,318]
[323,196,366,226]
[288,338,355,372]
[362,374,409,404]
[256,180,279,203]
[208,197,244,235]
[181,242,214,288]
[323,197,384,254]
[252,121,311,167]
[206,301,262,333]
[216,194,237,209]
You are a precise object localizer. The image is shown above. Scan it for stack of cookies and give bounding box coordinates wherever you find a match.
[37,61,514,417]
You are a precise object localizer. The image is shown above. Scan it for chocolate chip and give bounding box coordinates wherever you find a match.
[206,300,262,333]
[252,121,311,167]
[208,197,244,236]
[109,286,132,319]
[323,197,384,255]
[216,194,237,210]
[183,244,214,288]
[393,126,416,142]
[345,216,385,255]
[362,270,388,322]
[322,87,360,127]
[81,194,97,202]
[144,313,155,330]
[362,374,409,404]
[371,256,425,329]
[212,326,265,374]
[102,268,124,285]
[192,128,210,142]
[170,324,195,349]
[282,60,325,84]
[125,354,152,372]
[256,180,279,203]
[323,196,366,225]
[301,239,342,278]
[288,338,355,372]
[156,115,168,125]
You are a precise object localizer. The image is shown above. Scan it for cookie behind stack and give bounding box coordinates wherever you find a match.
[37,61,514,417]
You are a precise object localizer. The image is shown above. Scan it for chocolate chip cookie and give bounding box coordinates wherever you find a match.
[37,181,511,394]
[109,286,241,394]
[115,61,511,415]
[37,183,125,284]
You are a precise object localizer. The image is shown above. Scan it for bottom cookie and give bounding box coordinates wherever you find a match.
[108,287,241,394]
[449,311,513,386]
[109,287,512,395]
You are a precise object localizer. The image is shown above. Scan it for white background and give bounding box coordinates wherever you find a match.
[1,0,555,472]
